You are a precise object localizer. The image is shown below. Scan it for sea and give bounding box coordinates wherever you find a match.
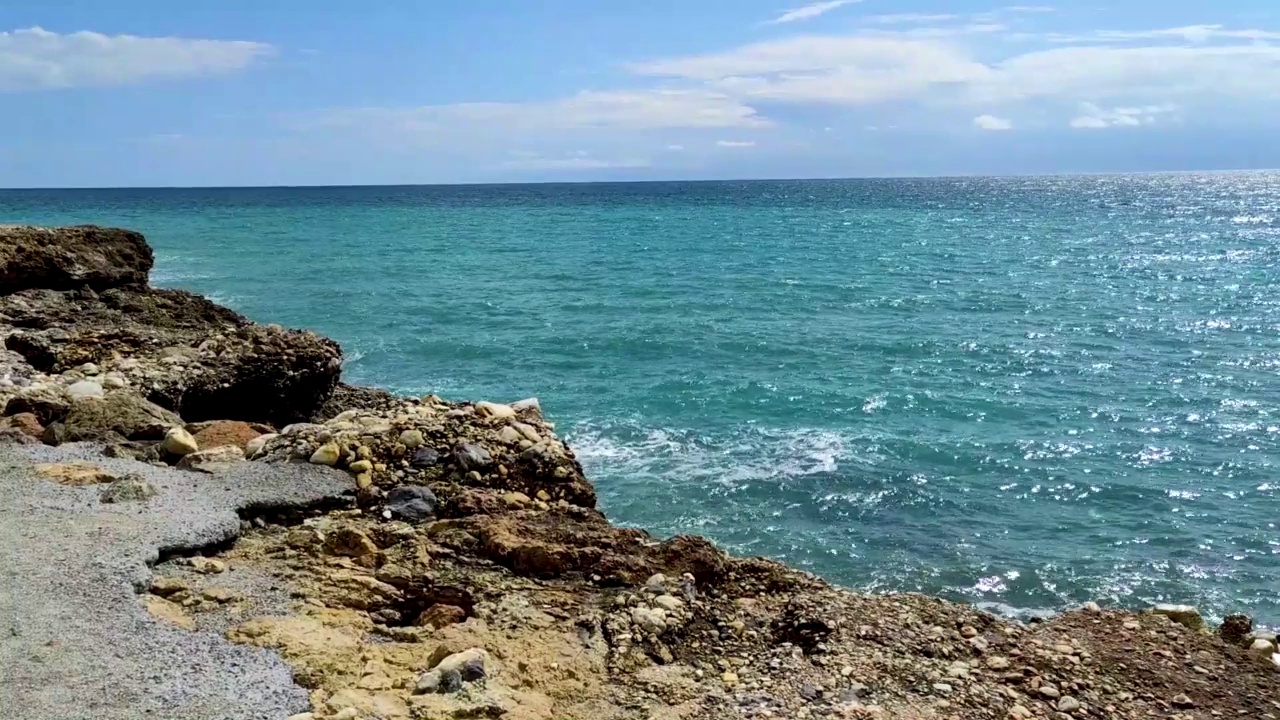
[3,174,1278,625]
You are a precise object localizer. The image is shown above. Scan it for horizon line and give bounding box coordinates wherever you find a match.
[1,167,1276,192]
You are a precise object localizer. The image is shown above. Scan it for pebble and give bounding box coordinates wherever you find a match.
[1171,694,1194,708]
[1039,685,1061,699]
[453,443,492,470]
[411,447,441,468]
[502,491,531,507]
[348,459,373,474]
[99,474,158,503]
[399,429,424,449]
[499,426,522,444]
[244,433,277,458]
[161,427,199,456]
[67,379,104,399]
[512,421,542,443]
[1057,696,1081,712]
[653,594,684,611]
[632,607,668,634]
[932,683,953,695]
[985,656,1010,670]
[308,443,340,466]
[946,661,970,679]
[722,671,739,687]
[189,557,226,574]
[1008,706,1032,720]
[1083,601,1102,612]
[960,625,978,638]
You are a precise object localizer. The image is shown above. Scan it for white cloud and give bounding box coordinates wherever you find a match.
[716,140,756,147]
[1005,5,1055,12]
[0,26,273,91]
[866,14,962,25]
[633,35,992,104]
[306,89,769,133]
[666,144,685,151]
[973,114,1014,130]
[1068,102,1177,129]
[1053,24,1280,44]
[768,0,862,25]
[502,153,649,170]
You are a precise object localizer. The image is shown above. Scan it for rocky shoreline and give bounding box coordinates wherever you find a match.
[0,225,1276,720]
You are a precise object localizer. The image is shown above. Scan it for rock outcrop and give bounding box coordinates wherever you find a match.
[0,225,152,294]
[4,226,1277,720]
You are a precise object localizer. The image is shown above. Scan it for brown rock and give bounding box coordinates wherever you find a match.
[0,225,152,294]
[35,462,117,486]
[4,412,44,438]
[415,604,468,630]
[1219,614,1252,646]
[324,527,380,563]
[191,421,266,451]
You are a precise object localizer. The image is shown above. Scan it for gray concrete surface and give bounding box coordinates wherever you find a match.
[0,443,353,720]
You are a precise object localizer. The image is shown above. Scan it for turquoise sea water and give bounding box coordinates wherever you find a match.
[3,175,1279,624]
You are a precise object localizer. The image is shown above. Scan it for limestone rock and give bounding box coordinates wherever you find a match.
[0,225,153,294]
[99,474,158,503]
[145,595,195,631]
[36,462,117,486]
[309,443,341,466]
[1153,604,1204,630]
[63,391,184,443]
[191,420,266,451]
[65,380,104,400]
[475,401,516,419]
[176,445,245,472]
[161,427,199,457]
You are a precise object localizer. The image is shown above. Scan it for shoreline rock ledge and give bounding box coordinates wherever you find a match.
[1,225,1276,720]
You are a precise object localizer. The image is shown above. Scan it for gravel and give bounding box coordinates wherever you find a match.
[0,442,353,720]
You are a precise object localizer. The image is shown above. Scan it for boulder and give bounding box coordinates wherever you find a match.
[4,385,71,425]
[176,445,245,472]
[65,380,104,400]
[63,392,184,443]
[2,412,44,439]
[191,421,265,451]
[0,225,152,295]
[161,427,199,457]
[1152,604,1204,630]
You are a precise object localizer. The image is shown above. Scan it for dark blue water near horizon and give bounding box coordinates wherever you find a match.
[3,173,1279,624]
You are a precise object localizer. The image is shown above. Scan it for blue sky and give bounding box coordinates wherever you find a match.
[2,0,1279,186]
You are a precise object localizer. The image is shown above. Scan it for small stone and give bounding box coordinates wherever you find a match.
[66,380,105,400]
[947,662,970,679]
[511,397,541,415]
[324,527,379,560]
[416,604,467,629]
[99,474,158,503]
[244,433,277,458]
[453,443,492,470]
[79,363,100,375]
[189,557,226,574]
[201,587,239,603]
[411,447,441,468]
[176,445,245,472]
[653,594,684,611]
[631,607,668,634]
[349,459,373,474]
[1008,706,1032,720]
[645,573,667,590]
[386,485,436,522]
[433,648,487,682]
[5,412,43,438]
[512,422,542,444]
[722,671,739,687]
[37,462,116,486]
[1057,696,1081,712]
[985,656,1010,670]
[932,683,953,695]
[476,401,516,419]
[502,491,531,507]
[399,429,425,449]
[1123,620,1142,630]
[499,426,522,444]
[149,577,189,597]
[102,373,127,389]
[1039,685,1061,699]
[1083,601,1101,612]
[161,427,199,457]
[309,443,341,466]
[960,625,978,638]
[1171,694,1194,708]
[1152,604,1204,630]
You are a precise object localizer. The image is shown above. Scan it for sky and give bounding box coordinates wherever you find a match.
[2,0,1279,186]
